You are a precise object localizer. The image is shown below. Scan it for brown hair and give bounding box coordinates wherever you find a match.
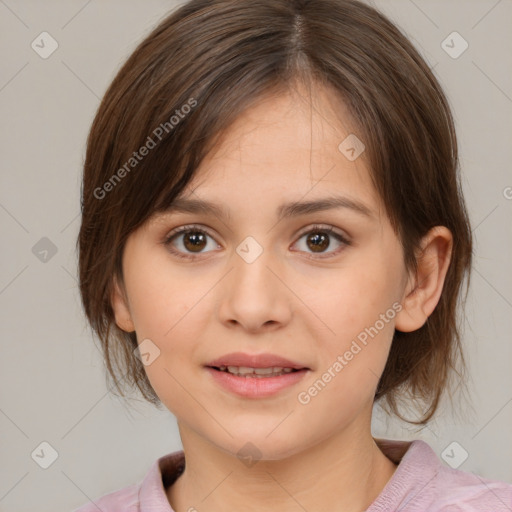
[78,0,473,424]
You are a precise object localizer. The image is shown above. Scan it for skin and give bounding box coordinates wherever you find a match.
[111,80,453,512]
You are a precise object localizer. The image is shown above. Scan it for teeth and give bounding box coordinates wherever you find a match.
[219,366,296,377]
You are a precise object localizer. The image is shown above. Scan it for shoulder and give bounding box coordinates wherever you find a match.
[371,438,512,511]
[431,458,512,511]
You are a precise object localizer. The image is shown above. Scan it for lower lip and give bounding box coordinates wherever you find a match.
[205,367,309,398]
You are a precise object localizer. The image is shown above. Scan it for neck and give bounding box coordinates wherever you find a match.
[166,421,397,512]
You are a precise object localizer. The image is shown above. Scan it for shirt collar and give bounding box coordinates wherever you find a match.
[139,449,185,511]
[137,439,434,512]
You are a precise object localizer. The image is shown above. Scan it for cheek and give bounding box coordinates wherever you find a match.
[123,247,205,339]
[291,249,402,390]
[123,251,216,384]
[299,257,400,339]
[124,260,212,414]
[293,273,397,424]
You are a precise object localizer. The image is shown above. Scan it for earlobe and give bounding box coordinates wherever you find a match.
[395,226,453,333]
[111,275,136,333]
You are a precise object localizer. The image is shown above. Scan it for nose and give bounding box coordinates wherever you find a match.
[216,241,293,333]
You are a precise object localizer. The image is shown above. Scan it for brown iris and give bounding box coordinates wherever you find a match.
[183,231,207,252]
[306,231,330,253]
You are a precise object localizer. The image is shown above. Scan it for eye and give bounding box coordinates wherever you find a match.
[163,223,351,261]
[163,224,220,260]
[291,224,350,259]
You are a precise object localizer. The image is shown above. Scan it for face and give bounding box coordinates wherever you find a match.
[112,82,413,460]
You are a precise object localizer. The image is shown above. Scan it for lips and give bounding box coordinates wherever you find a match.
[205,352,310,371]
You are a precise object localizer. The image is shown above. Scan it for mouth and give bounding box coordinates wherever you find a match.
[203,352,310,397]
[207,365,304,378]
[204,365,310,398]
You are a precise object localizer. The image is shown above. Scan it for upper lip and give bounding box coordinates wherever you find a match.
[205,352,309,370]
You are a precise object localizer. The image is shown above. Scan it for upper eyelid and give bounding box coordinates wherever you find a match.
[165,224,217,241]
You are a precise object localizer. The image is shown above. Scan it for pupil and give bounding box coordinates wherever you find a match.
[308,232,329,252]
[184,231,206,252]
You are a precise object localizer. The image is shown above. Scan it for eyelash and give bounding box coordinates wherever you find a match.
[162,223,351,261]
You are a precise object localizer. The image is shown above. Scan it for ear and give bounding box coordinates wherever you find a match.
[111,275,135,333]
[395,226,453,333]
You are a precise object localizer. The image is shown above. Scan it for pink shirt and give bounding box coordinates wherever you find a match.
[72,439,512,511]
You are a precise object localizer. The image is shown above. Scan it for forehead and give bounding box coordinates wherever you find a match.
[175,83,383,221]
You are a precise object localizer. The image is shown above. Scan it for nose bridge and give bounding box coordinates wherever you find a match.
[217,234,291,330]
[231,234,278,300]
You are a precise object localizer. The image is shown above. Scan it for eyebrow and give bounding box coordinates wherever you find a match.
[164,195,374,221]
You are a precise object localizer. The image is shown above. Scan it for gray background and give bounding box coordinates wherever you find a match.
[0,1,511,511]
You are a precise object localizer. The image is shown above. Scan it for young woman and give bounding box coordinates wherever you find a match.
[75,0,512,510]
